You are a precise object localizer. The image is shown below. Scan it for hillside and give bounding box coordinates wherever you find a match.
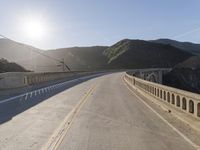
[0,38,194,72]
[175,56,200,69]
[0,39,109,72]
[150,39,200,55]
[103,39,192,69]
[163,56,200,94]
[0,58,27,73]
[0,39,55,72]
[45,46,108,71]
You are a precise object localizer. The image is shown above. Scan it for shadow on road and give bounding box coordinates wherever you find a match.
[0,74,106,124]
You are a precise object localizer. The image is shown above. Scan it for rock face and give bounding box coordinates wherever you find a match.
[163,56,200,94]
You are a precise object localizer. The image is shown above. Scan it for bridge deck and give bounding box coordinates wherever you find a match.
[0,73,198,150]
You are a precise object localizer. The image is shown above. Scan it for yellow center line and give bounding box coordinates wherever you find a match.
[41,83,98,150]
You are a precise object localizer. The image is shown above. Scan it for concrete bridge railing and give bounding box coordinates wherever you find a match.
[124,73,200,119]
[127,68,171,84]
[0,71,90,90]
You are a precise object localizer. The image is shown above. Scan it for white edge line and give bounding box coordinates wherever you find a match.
[123,76,200,150]
[0,73,106,104]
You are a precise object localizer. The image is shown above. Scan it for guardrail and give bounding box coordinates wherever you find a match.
[124,73,200,119]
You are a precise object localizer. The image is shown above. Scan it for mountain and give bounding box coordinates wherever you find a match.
[103,39,192,69]
[0,39,56,72]
[163,56,200,94]
[0,38,194,72]
[150,39,200,55]
[0,38,109,72]
[0,58,27,73]
[45,46,109,71]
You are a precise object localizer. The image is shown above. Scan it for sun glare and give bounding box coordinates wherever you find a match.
[22,19,47,39]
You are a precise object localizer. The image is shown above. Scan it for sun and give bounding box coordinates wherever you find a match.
[22,19,47,39]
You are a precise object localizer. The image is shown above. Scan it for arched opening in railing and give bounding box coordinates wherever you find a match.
[172,94,175,104]
[182,97,187,110]
[160,90,162,99]
[157,89,159,97]
[189,100,194,114]
[167,92,170,103]
[197,103,200,117]
[164,91,166,100]
[176,95,180,107]
[154,88,156,96]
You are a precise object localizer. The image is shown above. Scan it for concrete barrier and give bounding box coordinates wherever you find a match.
[0,71,90,90]
[0,72,26,89]
[124,73,200,119]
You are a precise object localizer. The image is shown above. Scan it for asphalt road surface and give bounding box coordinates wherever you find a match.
[0,72,196,150]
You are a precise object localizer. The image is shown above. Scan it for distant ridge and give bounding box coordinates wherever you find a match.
[0,38,196,72]
[150,38,200,55]
[103,39,192,69]
[45,46,109,71]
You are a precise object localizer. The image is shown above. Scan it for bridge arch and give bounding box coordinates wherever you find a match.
[148,73,157,83]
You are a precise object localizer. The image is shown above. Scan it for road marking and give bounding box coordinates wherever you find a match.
[42,83,98,150]
[0,73,105,104]
[122,75,200,150]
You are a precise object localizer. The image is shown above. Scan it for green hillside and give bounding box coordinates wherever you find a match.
[103,39,192,69]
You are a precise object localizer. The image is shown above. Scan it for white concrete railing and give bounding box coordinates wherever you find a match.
[0,71,89,90]
[124,73,200,119]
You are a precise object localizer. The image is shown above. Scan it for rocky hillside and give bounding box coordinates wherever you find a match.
[163,56,200,94]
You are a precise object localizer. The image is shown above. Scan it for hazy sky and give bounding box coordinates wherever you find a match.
[0,0,200,49]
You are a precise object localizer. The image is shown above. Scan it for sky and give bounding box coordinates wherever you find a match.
[0,0,200,50]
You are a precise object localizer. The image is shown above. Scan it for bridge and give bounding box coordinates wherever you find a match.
[0,69,200,150]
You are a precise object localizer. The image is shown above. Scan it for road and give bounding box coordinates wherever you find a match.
[0,72,196,150]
